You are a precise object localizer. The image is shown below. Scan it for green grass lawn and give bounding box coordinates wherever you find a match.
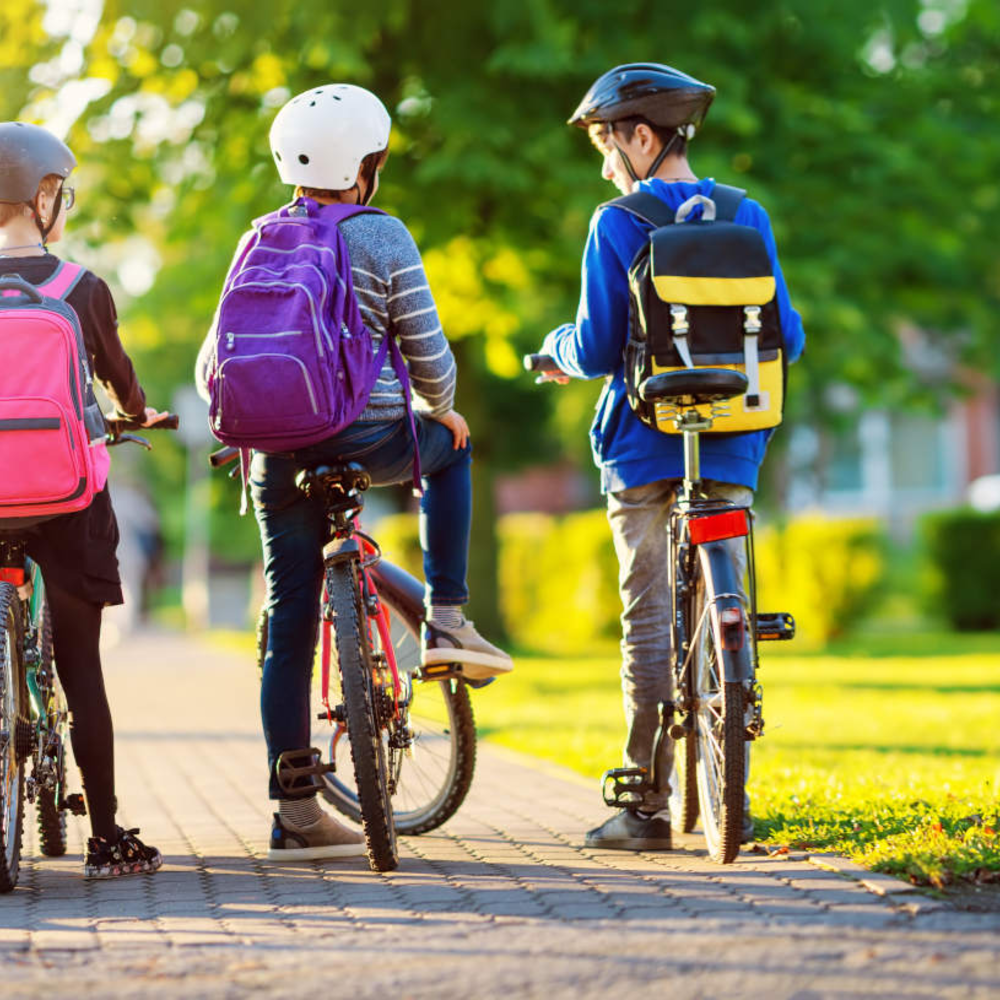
[474,630,1000,887]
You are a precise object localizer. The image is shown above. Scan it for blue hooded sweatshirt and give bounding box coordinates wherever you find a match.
[541,177,805,493]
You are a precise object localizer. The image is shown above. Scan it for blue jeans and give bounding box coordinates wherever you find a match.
[250,416,472,798]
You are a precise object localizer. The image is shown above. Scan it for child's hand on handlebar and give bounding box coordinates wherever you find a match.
[536,371,570,385]
[140,407,171,427]
[431,409,470,450]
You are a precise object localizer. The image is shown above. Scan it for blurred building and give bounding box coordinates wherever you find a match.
[785,373,999,530]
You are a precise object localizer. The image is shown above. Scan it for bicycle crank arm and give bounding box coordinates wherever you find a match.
[754,612,796,641]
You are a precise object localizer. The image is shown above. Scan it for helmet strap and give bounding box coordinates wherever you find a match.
[612,141,640,186]
[644,131,681,181]
[32,180,64,243]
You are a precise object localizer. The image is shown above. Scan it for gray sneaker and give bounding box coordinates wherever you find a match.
[421,620,514,680]
[267,811,365,861]
[585,809,672,850]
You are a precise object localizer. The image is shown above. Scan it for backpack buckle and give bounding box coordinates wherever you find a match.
[670,304,689,334]
[743,305,762,333]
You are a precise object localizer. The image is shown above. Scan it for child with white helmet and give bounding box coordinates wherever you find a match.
[196,84,513,860]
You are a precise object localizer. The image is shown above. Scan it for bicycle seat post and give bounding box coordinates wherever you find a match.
[675,406,713,504]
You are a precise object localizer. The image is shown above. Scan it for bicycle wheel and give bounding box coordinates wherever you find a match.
[325,561,397,872]
[35,596,67,857]
[317,585,477,835]
[668,727,699,834]
[0,583,26,892]
[691,545,750,864]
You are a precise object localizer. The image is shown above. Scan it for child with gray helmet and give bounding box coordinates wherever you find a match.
[195,84,513,860]
[0,121,168,878]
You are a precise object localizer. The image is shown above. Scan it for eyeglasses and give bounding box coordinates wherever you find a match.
[61,186,75,211]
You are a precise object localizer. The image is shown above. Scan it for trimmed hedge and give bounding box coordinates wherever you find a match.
[498,510,620,655]
[373,507,885,651]
[920,509,1000,631]
[754,515,885,647]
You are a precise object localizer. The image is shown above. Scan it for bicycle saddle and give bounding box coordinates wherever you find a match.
[639,368,749,406]
[295,462,372,500]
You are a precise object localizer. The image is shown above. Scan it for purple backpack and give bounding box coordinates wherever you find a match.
[207,198,411,455]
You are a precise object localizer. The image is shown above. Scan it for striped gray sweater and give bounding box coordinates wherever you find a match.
[195,210,456,421]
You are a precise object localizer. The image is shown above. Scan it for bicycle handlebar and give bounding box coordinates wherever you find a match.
[105,413,179,436]
[105,413,179,450]
[523,354,566,375]
[209,446,240,469]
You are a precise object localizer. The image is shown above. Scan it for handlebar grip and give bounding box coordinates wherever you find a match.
[209,446,240,468]
[147,413,180,431]
[105,412,179,435]
[523,354,564,374]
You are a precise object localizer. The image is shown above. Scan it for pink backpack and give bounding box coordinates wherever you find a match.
[0,262,110,528]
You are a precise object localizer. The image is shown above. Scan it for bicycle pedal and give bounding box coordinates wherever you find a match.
[316,705,345,723]
[754,612,795,641]
[418,664,462,681]
[61,793,87,816]
[601,767,652,808]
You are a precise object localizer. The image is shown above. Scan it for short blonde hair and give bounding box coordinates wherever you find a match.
[0,173,62,226]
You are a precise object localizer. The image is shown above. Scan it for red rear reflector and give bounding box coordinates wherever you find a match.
[689,509,749,545]
[0,568,26,586]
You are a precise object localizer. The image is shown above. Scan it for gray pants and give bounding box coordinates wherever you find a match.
[606,478,753,812]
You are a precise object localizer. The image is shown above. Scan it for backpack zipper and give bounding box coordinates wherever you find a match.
[219,280,325,357]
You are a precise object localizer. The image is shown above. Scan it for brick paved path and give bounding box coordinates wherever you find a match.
[1,631,997,999]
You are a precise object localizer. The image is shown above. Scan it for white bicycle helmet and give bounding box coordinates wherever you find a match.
[269,84,391,191]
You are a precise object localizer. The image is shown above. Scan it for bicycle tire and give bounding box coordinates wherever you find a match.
[668,727,699,834]
[691,546,749,864]
[0,583,26,892]
[36,595,67,857]
[326,561,398,872]
[319,586,477,835]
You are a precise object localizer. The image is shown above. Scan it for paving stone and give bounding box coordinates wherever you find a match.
[2,629,995,999]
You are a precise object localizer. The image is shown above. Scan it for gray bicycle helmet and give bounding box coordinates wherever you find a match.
[0,122,76,239]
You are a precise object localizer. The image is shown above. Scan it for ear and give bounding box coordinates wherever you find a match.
[634,122,658,153]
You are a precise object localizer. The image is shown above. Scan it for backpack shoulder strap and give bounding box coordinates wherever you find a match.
[36,261,84,301]
[601,192,676,229]
[710,183,746,222]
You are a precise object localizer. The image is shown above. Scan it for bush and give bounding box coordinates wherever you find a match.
[755,515,885,646]
[920,509,1000,631]
[498,510,620,654]
[374,513,423,581]
[373,508,886,652]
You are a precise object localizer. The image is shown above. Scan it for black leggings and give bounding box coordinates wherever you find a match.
[46,580,116,841]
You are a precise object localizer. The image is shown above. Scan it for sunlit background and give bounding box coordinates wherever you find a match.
[3,0,999,644]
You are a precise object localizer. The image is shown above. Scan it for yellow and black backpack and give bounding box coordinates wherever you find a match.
[610,184,785,434]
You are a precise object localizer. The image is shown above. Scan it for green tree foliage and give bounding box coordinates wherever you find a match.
[5,0,998,612]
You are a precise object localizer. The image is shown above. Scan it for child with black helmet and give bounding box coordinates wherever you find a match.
[536,63,805,851]
[0,121,167,878]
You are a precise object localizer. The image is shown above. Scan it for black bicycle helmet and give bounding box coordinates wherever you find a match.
[568,62,715,131]
[0,122,76,239]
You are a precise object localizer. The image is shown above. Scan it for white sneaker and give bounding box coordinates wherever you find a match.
[421,620,514,680]
[267,811,365,861]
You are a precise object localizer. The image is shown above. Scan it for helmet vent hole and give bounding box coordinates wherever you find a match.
[309,101,316,107]
[332,95,341,101]
[274,151,282,161]
[298,154,310,165]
